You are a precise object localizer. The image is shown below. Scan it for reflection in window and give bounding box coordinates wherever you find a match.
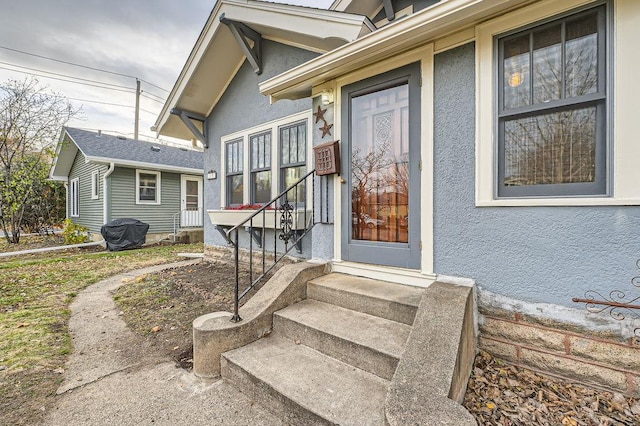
[226,139,243,206]
[498,6,606,197]
[504,107,596,186]
[250,131,271,204]
[351,83,409,243]
[138,172,159,203]
[280,121,306,205]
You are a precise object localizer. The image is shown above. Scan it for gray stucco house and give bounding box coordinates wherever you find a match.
[154,0,640,420]
[50,127,204,242]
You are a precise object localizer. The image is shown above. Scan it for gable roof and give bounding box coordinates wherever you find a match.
[50,128,203,181]
[154,0,375,140]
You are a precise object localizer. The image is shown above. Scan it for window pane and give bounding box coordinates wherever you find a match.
[282,166,306,204]
[139,173,157,201]
[503,34,530,109]
[533,24,562,104]
[504,107,596,186]
[289,127,298,164]
[566,13,598,98]
[281,128,290,164]
[298,124,306,163]
[252,170,271,204]
[251,138,258,169]
[264,133,271,169]
[228,175,243,206]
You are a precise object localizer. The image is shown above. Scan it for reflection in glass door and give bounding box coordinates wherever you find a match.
[351,84,409,244]
[341,62,420,269]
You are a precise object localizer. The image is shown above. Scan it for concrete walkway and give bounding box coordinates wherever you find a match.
[44,261,284,426]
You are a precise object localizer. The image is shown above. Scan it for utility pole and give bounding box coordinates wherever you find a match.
[134,78,141,140]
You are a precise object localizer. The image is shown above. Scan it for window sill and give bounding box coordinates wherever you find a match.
[476,197,640,207]
[207,209,311,229]
[136,201,161,206]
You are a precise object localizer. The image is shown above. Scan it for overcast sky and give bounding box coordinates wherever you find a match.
[0,0,333,145]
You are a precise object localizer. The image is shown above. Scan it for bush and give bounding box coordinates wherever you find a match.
[62,219,89,245]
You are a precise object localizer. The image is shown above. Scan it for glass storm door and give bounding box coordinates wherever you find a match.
[341,63,421,269]
[181,175,203,227]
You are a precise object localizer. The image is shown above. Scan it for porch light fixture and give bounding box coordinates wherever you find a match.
[321,89,334,106]
[207,170,218,180]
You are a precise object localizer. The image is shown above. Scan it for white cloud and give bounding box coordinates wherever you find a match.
[0,0,333,144]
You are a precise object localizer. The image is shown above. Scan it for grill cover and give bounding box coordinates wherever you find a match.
[100,218,149,251]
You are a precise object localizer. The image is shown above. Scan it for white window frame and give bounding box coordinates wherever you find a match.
[476,0,640,206]
[220,110,312,208]
[91,170,100,199]
[70,177,79,217]
[136,169,161,205]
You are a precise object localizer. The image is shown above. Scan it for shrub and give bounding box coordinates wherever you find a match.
[62,219,89,245]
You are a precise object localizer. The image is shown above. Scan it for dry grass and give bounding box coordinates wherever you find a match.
[0,242,203,425]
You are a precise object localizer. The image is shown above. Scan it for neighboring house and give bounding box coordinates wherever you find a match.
[50,127,204,242]
[156,0,640,409]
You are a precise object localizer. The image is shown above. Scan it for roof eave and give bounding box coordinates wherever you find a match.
[261,0,534,101]
[155,0,375,140]
[86,156,202,175]
[49,128,80,180]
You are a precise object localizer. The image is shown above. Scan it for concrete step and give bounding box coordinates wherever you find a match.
[222,335,388,426]
[307,273,424,325]
[274,299,411,380]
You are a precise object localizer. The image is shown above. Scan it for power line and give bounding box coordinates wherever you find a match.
[141,90,166,102]
[140,93,166,104]
[0,60,133,91]
[67,97,159,114]
[0,65,135,94]
[0,44,170,93]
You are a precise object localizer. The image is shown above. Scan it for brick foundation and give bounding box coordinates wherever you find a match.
[479,308,640,396]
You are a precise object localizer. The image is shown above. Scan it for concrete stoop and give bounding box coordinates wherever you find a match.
[194,264,477,425]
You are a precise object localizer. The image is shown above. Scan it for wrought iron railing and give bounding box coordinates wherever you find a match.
[225,169,317,322]
[573,258,640,338]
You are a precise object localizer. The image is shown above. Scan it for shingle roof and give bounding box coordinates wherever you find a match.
[65,127,202,171]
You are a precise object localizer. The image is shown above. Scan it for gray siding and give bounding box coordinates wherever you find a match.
[67,151,106,233]
[204,40,319,248]
[108,167,181,233]
[433,42,640,308]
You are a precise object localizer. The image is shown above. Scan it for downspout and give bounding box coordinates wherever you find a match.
[63,182,69,219]
[103,162,115,225]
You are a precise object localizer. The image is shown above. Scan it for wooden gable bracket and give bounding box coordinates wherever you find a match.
[170,108,207,147]
[220,13,263,75]
[382,0,395,21]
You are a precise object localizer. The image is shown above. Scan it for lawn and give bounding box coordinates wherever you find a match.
[0,243,203,426]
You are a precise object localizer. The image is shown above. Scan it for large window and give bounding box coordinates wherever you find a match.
[220,111,311,207]
[226,138,244,206]
[250,131,272,204]
[136,170,161,204]
[280,121,307,204]
[497,4,607,198]
[70,178,79,217]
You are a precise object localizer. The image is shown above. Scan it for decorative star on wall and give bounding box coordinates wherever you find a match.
[320,122,333,138]
[314,104,333,139]
[313,105,327,124]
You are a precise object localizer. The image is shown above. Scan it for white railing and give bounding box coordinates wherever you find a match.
[173,208,204,242]
[181,208,203,228]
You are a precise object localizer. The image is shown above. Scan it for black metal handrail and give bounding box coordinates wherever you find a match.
[225,169,317,322]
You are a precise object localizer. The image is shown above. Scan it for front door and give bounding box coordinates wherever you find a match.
[181,175,203,227]
[341,63,421,269]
